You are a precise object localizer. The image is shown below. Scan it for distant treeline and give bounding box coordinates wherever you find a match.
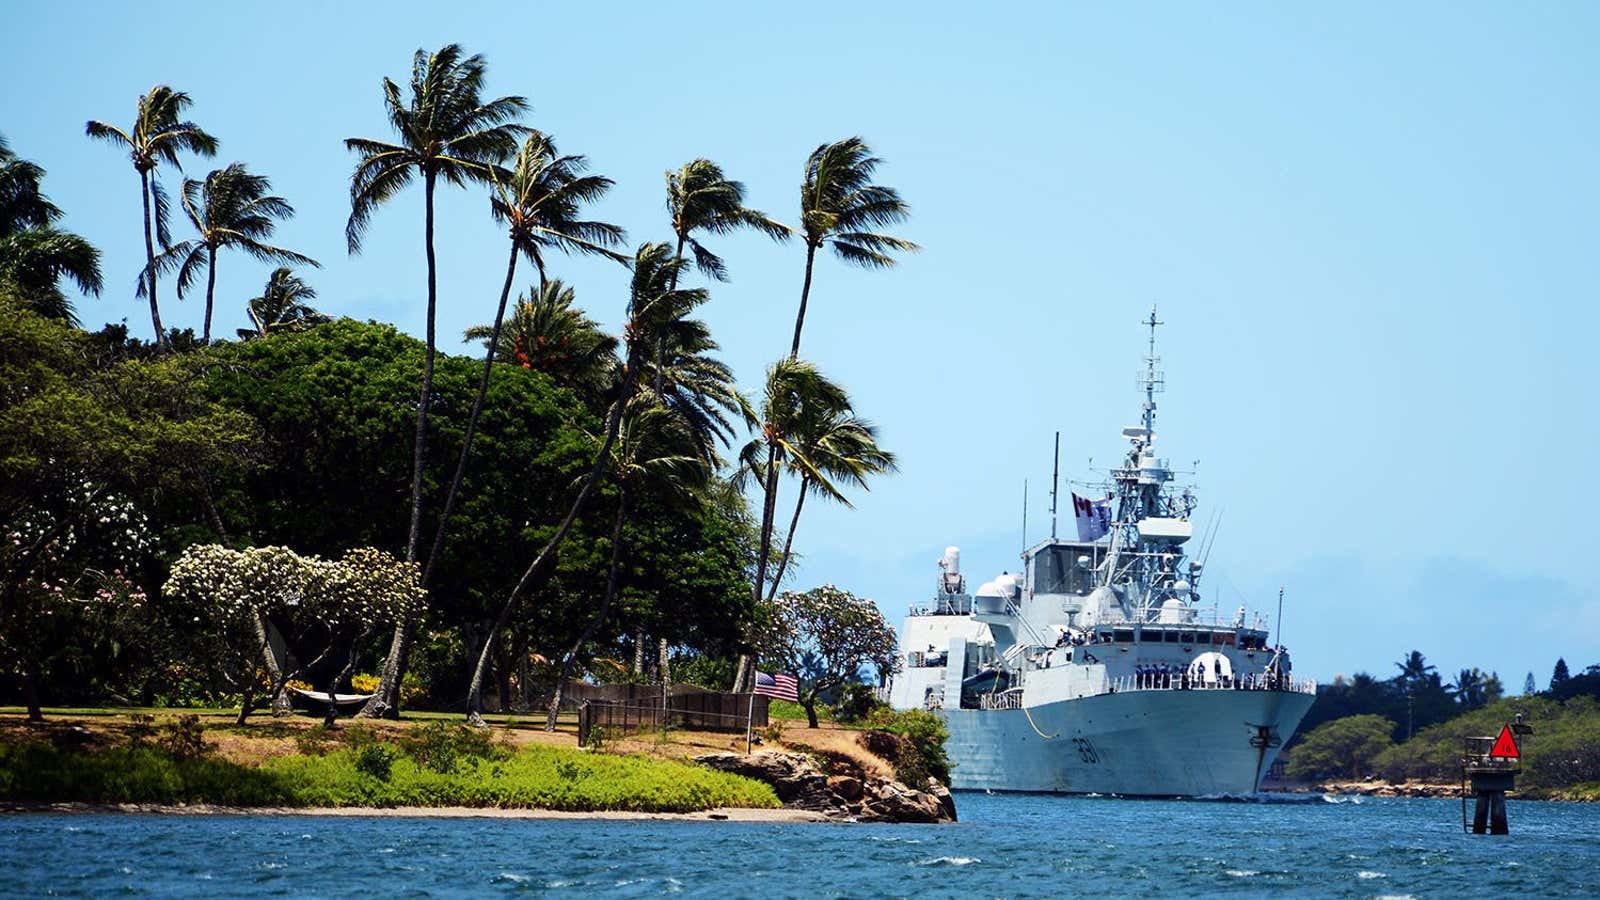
[1288,653,1600,795]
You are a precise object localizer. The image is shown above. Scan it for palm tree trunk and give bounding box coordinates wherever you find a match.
[789,244,817,357]
[766,482,808,602]
[421,240,519,585]
[753,443,782,606]
[546,483,628,731]
[201,244,217,344]
[139,169,164,347]
[466,353,638,724]
[360,172,439,721]
[737,442,784,692]
[23,657,43,722]
[407,170,439,564]
[657,235,685,399]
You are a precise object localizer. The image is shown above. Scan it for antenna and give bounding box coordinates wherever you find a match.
[1139,306,1165,439]
[1275,586,1284,650]
[1050,431,1060,540]
[1021,479,1028,548]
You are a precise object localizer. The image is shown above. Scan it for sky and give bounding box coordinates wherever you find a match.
[5,1,1598,689]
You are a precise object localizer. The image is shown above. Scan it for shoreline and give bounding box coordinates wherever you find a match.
[0,801,836,822]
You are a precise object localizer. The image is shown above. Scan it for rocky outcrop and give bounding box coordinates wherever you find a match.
[1310,779,1460,798]
[694,751,956,823]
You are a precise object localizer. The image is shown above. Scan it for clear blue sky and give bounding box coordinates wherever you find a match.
[7,1,1598,688]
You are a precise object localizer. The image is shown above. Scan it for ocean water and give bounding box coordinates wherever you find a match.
[2,794,1596,898]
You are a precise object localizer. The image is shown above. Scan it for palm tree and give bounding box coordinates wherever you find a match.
[346,44,526,719]
[464,242,700,723]
[147,164,317,342]
[665,158,789,285]
[1,230,102,325]
[86,85,218,345]
[237,267,327,339]
[731,359,852,690]
[1393,651,1436,688]
[790,137,917,356]
[0,136,102,325]
[464,279,619,401]
[641,312,741,462]
[659,159,787,397]
[544,397,708,730]
[0,134,60,234]
[763,410,896,601]
[420,130,626,589]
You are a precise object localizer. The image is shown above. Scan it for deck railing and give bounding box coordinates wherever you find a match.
[1104,672,1316,696]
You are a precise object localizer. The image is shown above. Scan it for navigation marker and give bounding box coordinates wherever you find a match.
[1489,724,1520,759]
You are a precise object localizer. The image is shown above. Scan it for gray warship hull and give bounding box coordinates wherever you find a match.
[940,686,1314,795]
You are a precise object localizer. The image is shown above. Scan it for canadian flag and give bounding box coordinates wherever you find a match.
[1073,492,1113,542]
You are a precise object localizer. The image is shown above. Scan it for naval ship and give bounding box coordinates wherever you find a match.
[885,311,1315,796]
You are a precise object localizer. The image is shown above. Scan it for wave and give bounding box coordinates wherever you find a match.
[1186,791,1350,805]
[914,857,981,867]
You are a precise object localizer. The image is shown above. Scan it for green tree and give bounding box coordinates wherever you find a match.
[543,399,709,729]
[163,544,424,725]
[1552,657,1571,692]
[86,85,219,345]
[0,135,102,325]
[1524,671,1538,696]
[1452,667,1488,709]
[0,296,252,719]
[238,267,327,339]
[147,163,317,342]
[790,137,916,356]
[344,44,526,717]
[757,585,899,728]
[1286,714,1396,780]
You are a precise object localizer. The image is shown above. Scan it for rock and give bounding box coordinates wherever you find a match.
[860,777,945,824]
[694,752,843,814]
[828,775,864,802]
[694,751,957,823]
[926,777,958,823]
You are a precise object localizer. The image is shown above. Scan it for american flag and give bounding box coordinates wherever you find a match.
[754,671,799,702]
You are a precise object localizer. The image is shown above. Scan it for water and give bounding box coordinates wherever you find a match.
[3,794,1596,897]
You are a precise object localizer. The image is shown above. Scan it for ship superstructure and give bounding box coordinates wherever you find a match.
[886,311,1315,796]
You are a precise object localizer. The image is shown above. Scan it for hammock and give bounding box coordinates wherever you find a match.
[289,687,375,712]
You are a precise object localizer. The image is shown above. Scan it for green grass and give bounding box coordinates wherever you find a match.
[0,738,778,813]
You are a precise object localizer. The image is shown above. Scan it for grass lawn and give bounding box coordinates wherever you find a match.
[0,710,778,813]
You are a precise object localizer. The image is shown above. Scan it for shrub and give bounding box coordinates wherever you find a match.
[1287,715,1394,780]
[867,708,952,786]
[397,722,506,774]
[157,715,209,761]
[830,683,885,724]
[354,744,399,782]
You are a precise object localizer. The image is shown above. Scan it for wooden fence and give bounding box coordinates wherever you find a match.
[576,687,769,745]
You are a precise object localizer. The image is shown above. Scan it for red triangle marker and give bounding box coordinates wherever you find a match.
[1489,724,1520,759]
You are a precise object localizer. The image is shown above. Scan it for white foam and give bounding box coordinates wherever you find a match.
[1225,870,1258,878]
[1358,871,1387,879]
[915,856,981,867]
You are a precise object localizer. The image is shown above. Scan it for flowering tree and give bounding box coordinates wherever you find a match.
[757,585,899,727]
[163,544,424,725]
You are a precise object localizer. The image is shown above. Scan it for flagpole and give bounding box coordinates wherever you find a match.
[744,687,756,754]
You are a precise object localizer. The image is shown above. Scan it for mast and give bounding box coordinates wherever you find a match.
[1141,306,1163,439]
[1050,431,1060,540]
